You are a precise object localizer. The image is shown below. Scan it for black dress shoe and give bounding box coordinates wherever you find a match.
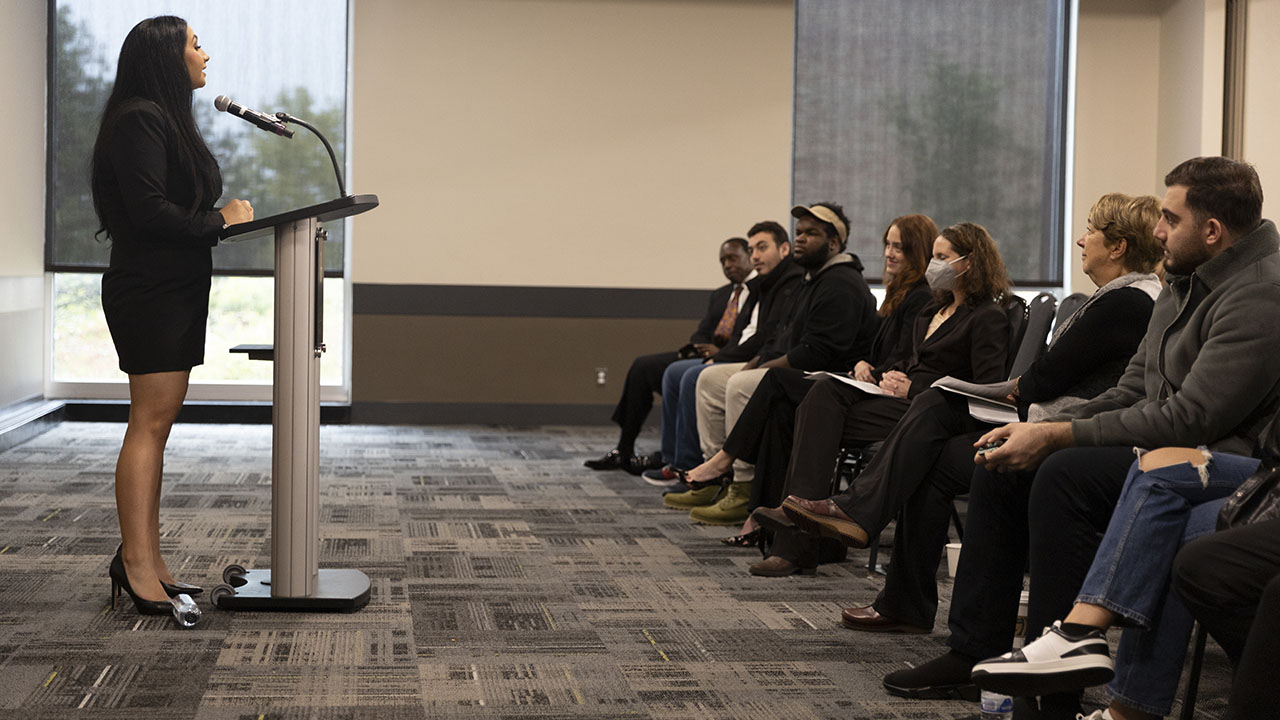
[622,451,663,475]
[585,449,626,470]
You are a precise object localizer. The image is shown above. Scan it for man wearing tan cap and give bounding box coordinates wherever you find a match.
[681,202,878,523]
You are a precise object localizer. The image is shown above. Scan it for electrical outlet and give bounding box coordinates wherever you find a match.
[595,367,608,386]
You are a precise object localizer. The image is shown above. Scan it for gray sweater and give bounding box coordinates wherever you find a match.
[1061,220,1280,455]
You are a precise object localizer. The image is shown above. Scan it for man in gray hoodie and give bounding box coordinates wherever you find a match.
[884,157,1280,720]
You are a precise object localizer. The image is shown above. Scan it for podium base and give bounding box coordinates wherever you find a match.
[212,568,371,612]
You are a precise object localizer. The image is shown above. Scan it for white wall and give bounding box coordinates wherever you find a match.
[0,2,47,407]
[350,0,794,290]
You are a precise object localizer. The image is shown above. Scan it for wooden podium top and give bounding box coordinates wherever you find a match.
[220,194,379,243]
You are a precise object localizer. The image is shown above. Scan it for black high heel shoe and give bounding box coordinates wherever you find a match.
[162,581,204,597]
[108,551,177,616]
[675,468,733,490]
[112,545,203,596]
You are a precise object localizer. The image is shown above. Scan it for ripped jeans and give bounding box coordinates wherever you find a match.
[1075,450,1260,716]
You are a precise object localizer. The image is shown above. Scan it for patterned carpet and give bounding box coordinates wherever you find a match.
[0,422,1230,718]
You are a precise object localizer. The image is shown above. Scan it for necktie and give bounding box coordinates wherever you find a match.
[713,285,743,345]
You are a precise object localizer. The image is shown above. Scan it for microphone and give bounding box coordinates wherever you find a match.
[213,95,294,138]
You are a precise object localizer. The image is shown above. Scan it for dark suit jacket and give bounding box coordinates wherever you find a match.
[868,281,933,377]
[689,282,740,347]
[893,299,1011,398]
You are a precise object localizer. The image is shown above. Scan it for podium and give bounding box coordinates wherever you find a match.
[213,194,378,611]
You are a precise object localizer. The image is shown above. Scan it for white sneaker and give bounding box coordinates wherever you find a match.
[971,620,1114,696]
[1076,710,1113,720]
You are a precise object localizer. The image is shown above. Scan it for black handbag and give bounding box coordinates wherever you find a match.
[1217,464,1280,530]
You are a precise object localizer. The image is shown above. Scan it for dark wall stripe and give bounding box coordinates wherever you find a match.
[351,401,616,426]
[353,283,712,319]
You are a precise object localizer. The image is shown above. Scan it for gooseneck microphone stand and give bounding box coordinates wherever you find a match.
[275,112,346,197]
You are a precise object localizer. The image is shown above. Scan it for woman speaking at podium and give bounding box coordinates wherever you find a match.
[90,16,253,617]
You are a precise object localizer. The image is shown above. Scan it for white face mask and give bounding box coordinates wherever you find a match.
[925,255,968,291]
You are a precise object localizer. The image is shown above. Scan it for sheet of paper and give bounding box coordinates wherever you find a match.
[804,372,887,395]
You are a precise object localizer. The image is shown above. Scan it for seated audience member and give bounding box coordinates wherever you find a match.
[681,202,879,508]
[585,237,753,474]
[970,443,1266,720]
[1174,513,1280,720]
[880,157,1280,719]
[671,214,934,534]
[780,193,1161,632]
[644,222,801,486]
[694,221,1014,576]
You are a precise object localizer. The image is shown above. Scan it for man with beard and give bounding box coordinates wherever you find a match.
[690,202,878,501]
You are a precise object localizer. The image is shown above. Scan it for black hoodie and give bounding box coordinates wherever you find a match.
[715,255,805,363]
[757,253,878,371]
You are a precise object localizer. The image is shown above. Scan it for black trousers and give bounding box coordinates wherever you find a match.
[610,351,678,455]
[873,433,980,629]
[1173,518,1280,720]
[814,389,991,628]
[722,368,816,509]
[946,446,1133,718]
[766,376,913,564]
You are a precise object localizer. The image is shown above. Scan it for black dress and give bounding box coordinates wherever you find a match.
[98,100,225,374]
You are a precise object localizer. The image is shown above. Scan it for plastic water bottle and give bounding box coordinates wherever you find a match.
[170,593,201,628]
[979,690,1013,719]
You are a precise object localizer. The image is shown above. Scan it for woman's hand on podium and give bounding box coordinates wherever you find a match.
[220,198,254,226]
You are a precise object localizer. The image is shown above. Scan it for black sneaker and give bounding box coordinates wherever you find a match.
[883,651,980,701]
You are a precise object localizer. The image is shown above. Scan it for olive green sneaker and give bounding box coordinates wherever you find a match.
[663,484,724,509]
[689,482,752,525]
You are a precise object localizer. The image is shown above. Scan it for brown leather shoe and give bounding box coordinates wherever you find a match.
[749,505,795,532]
[748,555,816,577]
[841,604,929,634]
[781,495,869,548]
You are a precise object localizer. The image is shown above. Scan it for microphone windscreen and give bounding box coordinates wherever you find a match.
[213,95,231,112]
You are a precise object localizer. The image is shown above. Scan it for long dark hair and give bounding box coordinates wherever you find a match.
[878,214,935,317]
[936,222,1011,306]
[90,15,221,239]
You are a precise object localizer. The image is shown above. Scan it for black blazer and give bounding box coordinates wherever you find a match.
[689,282,741,347]
[892,299,1011,398]
[869,281,933,376]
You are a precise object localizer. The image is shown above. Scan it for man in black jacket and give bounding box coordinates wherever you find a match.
[686,202,878,519]
[585,237,753,474]
[645,222,802,486]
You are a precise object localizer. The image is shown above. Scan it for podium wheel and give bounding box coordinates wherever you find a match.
[223,564,247,585]
[209,583,235,609]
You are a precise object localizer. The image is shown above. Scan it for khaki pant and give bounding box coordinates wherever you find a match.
[694,363,767,484]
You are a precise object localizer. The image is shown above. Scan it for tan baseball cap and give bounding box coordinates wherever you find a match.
[791,204,848,245]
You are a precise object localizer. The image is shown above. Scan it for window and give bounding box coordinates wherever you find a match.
[793,0,1070,286]
[47,0,350,393]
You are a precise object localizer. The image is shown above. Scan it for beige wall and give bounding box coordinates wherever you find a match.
[1243,0,1279,217]
[1069,0,1250,295]
[1071,0,1165,294]
[0,2,47,408]
[350,0,794,290]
